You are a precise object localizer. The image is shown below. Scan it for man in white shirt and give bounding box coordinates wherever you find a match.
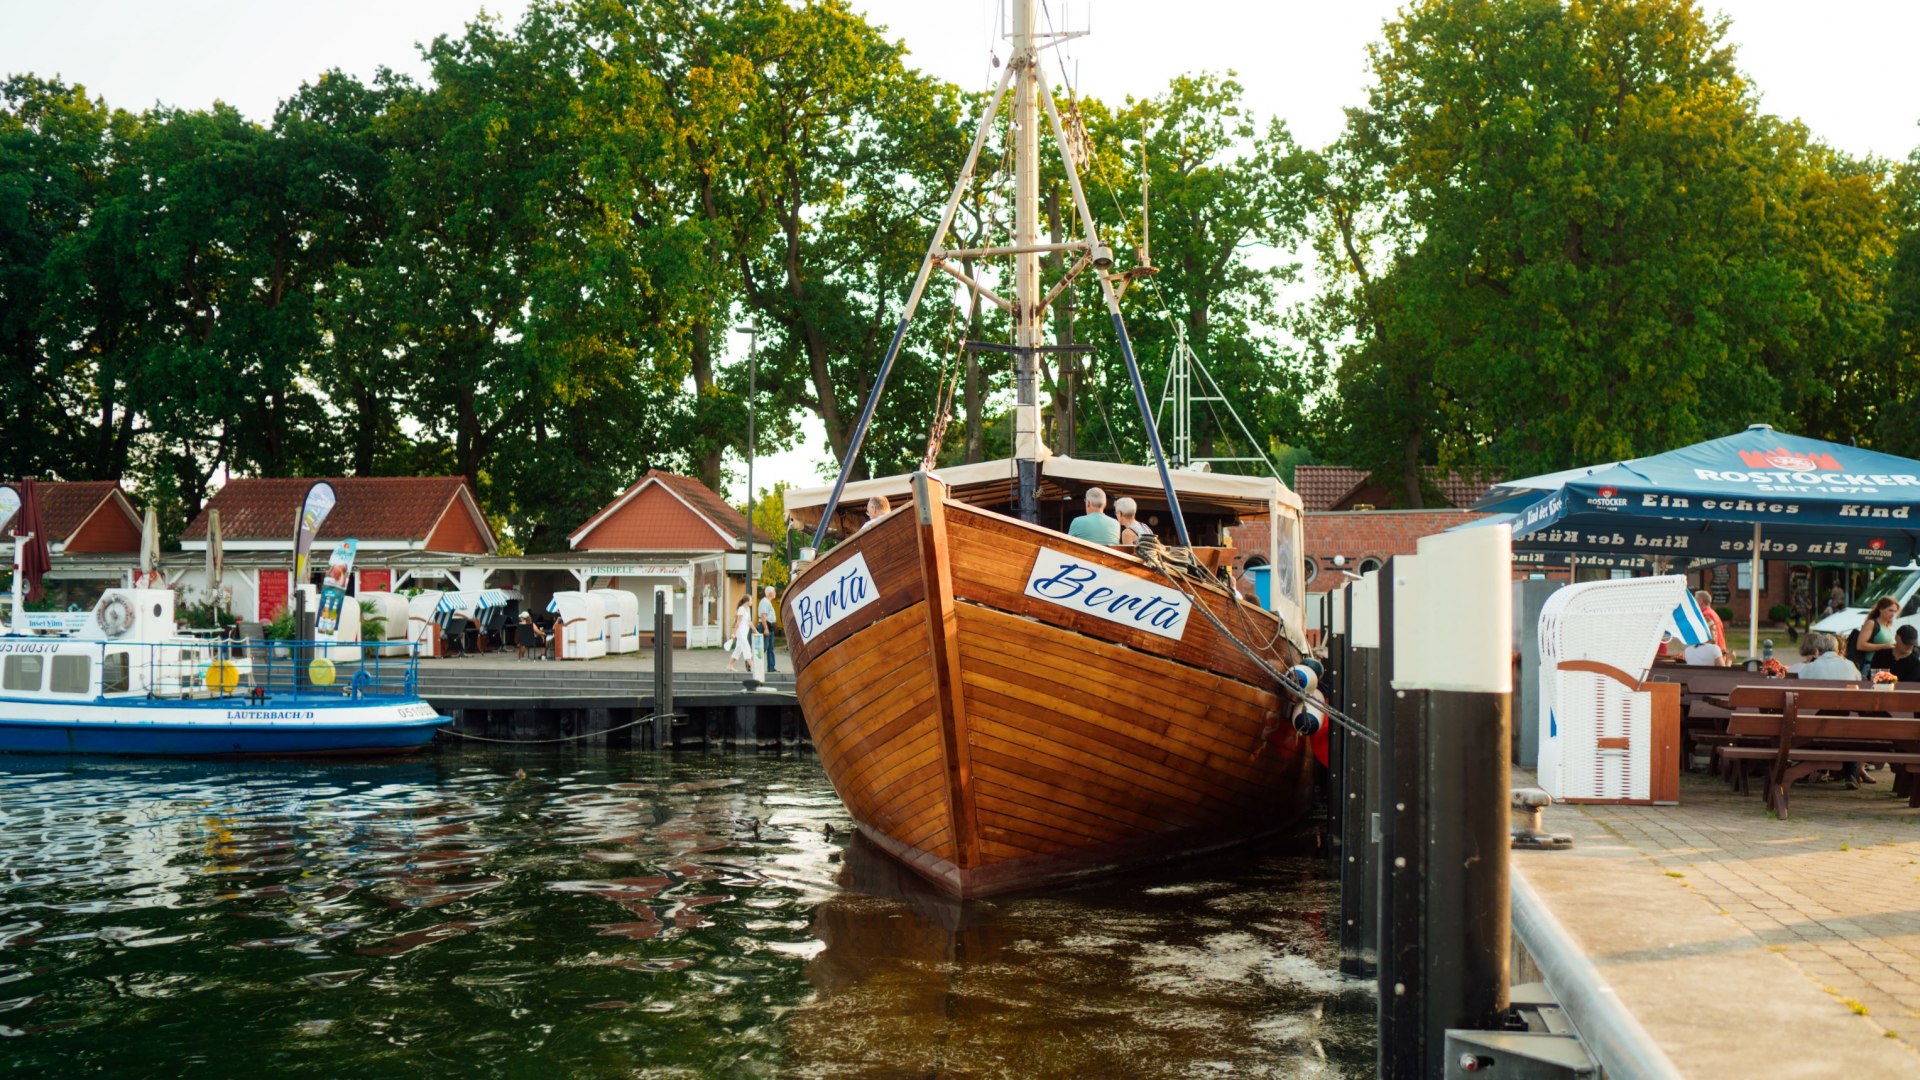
[757,585,779,673]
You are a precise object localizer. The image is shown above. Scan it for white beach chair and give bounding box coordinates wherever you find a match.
[1537,575,1687,803]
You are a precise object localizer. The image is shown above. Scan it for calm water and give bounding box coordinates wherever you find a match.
[0,748,1372,1078]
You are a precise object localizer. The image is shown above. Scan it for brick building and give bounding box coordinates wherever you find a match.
[1229,466,1494,593]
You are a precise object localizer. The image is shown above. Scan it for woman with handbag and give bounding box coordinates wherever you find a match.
[726,597,755,673]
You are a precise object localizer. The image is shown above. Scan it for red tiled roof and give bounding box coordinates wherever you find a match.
[647,471,758,541]
[569,469,767,548]
[1427,469,1498,509]
[180,477,491,548]
[1292,466,1498,511]
[1,481,125,542]
[1292,466,1371,512]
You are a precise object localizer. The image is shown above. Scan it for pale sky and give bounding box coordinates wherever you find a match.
[5,0,1917,499]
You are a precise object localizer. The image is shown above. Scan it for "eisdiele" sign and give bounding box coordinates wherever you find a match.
[790,552,880,643]
[1023,547,1192,640]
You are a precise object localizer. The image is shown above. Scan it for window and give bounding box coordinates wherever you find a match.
[1736,561,1767,593]
[3,654,46,692]
[103,652,130,693]
[50,654,91,694]
[1357,557,1384,575]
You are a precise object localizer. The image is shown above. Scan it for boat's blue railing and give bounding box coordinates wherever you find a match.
[112,638,423,703]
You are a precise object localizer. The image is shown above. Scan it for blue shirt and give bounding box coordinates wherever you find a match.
[1067,512,1120,545]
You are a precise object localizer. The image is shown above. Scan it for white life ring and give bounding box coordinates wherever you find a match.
[97,593,135,637]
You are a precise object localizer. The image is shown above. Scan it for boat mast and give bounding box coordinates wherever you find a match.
[1011,0,1043,524]
[807,0,1196,548]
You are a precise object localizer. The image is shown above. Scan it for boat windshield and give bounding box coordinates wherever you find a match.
[1855,567,1920,610]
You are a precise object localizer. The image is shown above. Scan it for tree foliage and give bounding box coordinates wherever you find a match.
[1306,0,1908,502]
[5,0,1915,542]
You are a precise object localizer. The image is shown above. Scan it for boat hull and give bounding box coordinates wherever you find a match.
[0,698,448,756]
[786,488,1316,898]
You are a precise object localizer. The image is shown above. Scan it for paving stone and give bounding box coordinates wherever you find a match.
[1552,770,1920,1068]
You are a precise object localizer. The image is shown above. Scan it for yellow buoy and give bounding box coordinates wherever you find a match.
[308,657,336,686]
[204,660,240,693]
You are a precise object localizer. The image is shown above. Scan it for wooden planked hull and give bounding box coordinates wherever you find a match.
[786,483,1316,898]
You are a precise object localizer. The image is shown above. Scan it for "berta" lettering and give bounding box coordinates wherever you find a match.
[791,552,880,642]
[1022,548,1192,640]
[1031,563,1184,630]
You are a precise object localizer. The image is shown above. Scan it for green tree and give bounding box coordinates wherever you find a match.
[1081,73,1317,470]
[1875,146,1920,456]
[370,2,706,549]
[1314,0,1897,489]
[745,482,792,587]
[0,77,141,480]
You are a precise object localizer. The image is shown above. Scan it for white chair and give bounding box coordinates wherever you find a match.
[1538,575,1687,803]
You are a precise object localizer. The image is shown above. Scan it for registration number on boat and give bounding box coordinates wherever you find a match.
[790,552,880,643]
[1024,548,1192,640]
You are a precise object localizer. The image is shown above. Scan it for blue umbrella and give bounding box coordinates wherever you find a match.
[1510,424,1920,655]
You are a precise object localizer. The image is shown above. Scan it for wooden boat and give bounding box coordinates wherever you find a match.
[784,463,1316,898]
[776,0,1319,898]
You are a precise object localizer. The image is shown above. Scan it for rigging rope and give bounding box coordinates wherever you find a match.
[437,712,677,745]
[1135,543,1381,747]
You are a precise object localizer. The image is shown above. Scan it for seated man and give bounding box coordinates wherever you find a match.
[1885,624,1920,682]
[1798,632,1863,680]
[1113,496,1155,545]
[1066,486,1120,545]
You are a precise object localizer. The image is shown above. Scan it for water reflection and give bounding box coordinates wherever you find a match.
[794,834,1371,1078]
[0,749,1369,1077]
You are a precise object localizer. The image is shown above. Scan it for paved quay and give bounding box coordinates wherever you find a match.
[1518,769,1920,1077]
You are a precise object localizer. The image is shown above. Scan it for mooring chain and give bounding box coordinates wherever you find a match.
[1138,545,1382,747]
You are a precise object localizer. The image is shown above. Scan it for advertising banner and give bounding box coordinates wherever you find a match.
[293,481,337,581]
[316,539,359,638]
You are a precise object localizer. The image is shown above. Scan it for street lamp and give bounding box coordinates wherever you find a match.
[738,320,758,594]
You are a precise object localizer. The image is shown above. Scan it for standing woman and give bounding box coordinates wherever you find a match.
[726,596,755,673]
[1856,596,1900,671]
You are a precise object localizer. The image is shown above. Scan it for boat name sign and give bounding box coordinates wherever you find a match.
[790,552,879,643]
[1025,548,1191,640]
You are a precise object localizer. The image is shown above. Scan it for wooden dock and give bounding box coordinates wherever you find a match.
[413,652,805,749]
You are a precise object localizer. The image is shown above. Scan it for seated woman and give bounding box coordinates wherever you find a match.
[516,612,549,660]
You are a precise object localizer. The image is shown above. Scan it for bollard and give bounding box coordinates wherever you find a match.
[1336,581,1378,976]
[653,591,674,732]
[1323,590,1345,863]
[1377,527,1514,1079]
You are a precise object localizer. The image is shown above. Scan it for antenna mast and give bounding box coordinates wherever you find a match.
[1011,0,1043,523]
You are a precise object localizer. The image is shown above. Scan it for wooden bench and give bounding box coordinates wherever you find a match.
[1719,686,1920,818]
[1647,664,1768,770]
[1679,678,1866,774]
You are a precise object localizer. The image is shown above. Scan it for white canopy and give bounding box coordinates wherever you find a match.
[784,454,1298,534]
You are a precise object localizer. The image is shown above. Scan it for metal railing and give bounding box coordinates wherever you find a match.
[106,638,421,702]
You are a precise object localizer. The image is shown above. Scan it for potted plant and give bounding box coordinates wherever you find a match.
[264,605,297,656]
